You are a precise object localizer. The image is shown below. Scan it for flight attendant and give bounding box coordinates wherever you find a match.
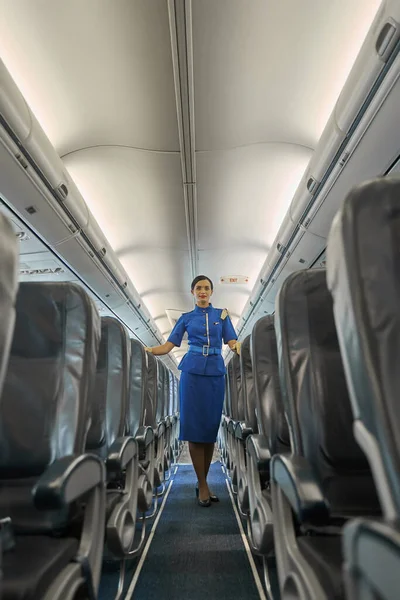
[145,275,239,507]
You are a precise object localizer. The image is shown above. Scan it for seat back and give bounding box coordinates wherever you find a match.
[228,354,243,420]
[240,335,258,432]
[127,339,147,437]
[0,282,100,532]
[275,269,379,517]
[174,376,179,413]
[86,317,130,460]
[168,370,174,416]
[172,375,176,415]
[145,353,158,428]
[0,213,18,399]
[327,177,400,519]
[162,363,170,419]
[223,373,229,415]
[251,315,290,455]
[156,359,164,423]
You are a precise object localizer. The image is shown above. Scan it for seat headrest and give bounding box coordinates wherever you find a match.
[275,269,368,468]
[167,369,174,416]
[145,352,158,427]
[86,316,130,458]
[127,339,147,436]
[0,213,18,398]
[228,354,242,420]
[251,315,289,452]
[327,176,400,513]
[156,360,165,423]
[171,375,177,415]
[174,377,179,413]
[162,363,170,419]
[240,335,257,432]
[0,282,100,477]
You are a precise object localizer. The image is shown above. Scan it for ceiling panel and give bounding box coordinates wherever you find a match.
[192,0,382,151]
[0,0,179,155]
[196,142,312,318]
[64,146,191,333]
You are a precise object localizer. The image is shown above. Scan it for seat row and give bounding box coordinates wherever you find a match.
[0,213,180,600]
[219,176,400,600]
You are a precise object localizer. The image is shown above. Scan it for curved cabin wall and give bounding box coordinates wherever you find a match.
[236,0,400,344]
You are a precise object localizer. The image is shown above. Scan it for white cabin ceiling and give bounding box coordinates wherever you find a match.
[0,0,382,340]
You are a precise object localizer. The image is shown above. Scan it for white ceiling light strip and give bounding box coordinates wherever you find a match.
[168,0,198,281]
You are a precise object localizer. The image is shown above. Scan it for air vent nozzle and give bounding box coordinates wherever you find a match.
[56,184,68,200]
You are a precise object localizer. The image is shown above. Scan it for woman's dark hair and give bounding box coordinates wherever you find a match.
[191,275,214,291]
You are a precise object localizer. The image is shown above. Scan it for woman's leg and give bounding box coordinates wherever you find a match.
[189,442,209,501]
[204,442,215,478]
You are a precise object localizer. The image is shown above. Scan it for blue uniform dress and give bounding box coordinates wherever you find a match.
[167,304,237,443]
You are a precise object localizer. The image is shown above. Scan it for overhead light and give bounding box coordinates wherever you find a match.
[220,276,249,285]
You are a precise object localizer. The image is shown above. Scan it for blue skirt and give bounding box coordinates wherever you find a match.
[179,372,225,443]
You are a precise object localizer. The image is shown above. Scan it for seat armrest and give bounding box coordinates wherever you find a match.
[228,419,237,434]
[135,425,154,449]
[106,436,137,473]
[246,434,271,484]
[271,454,329,524]
[33,454,105,510]
[235,421,253,441]
[156,420,166,437]
[344,518,400,599]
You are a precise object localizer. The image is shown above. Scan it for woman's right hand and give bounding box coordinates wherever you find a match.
[144,341,175,356]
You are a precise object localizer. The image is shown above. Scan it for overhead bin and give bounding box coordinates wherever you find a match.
[0,63,91,233]
[0,58,171,359]
[306,61,400,238]
[291,0,400,222]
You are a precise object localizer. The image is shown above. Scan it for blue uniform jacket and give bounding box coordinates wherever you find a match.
[167,304,237,376]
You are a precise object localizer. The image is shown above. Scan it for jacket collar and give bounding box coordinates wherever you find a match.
[194,303,213,313]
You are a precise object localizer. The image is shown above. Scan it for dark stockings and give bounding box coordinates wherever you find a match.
[188,442,215,501]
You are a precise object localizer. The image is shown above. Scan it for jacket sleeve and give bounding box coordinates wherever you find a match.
[167,315,186,347]
[222,313,237,343]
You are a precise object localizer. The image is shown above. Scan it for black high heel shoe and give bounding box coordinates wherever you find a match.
[198,497,211,507]
[196,485,219,503]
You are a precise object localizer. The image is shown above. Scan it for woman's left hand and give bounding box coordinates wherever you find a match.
[231,342,241,355]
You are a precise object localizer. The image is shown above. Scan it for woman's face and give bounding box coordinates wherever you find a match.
[192,279,213,305]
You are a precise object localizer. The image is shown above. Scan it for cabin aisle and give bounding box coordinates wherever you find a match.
[125,460,267,600]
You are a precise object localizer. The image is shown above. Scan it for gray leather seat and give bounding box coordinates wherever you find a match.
[127,339,155,519]
[327,177,400,600]
[272,269,380,600]
[154,359,168,492]
[85,317,140,562]
[160,362,173,481]
[170,375,180,462]
[0,213,18,400]
[220,373,231,469]
[0,282,105,600]
[166,370,174,468]
[226,354,243,490]
[145,354,164,514]
[234,335,257,514]
[245,315,290,595]
[219,373,230,466]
